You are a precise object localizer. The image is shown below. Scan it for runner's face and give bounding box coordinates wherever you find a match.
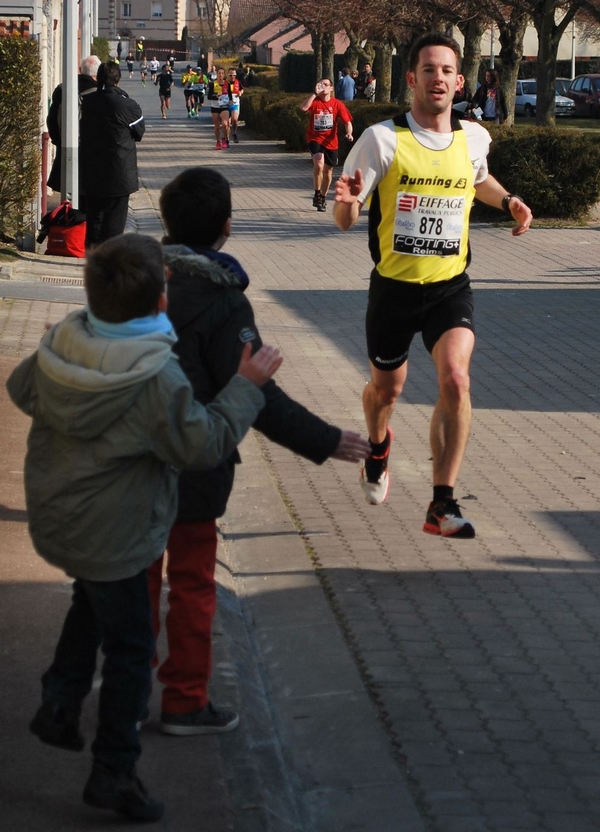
[407,45,461,116]
[317,79,332,99]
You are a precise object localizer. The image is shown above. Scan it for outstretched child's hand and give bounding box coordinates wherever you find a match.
[331,430,371,462]
[237,342,283,387]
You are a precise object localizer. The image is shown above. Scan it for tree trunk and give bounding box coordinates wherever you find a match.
[321,31,335,82]
[311,30,323,82]
[457,16,485,104]
[531,3,578,127]
[497,11,528,127]
[373,42,392,102]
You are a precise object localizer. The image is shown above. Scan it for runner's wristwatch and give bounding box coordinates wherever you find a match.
[502,194,521,213]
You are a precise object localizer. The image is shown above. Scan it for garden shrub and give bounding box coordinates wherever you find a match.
[473,125,600,220]
[241,90,600,220]
[92,37,110,62]
[0,36,40,243]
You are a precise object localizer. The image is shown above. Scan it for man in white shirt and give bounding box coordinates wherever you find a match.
[334,32,532,538]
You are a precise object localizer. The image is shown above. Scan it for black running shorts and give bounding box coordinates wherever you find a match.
[365,270,475,371]
[307,141,338,168]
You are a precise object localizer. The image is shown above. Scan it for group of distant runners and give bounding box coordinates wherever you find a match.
[153,61,244,148]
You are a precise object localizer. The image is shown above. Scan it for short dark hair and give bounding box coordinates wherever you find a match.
[160,167,232,248]
[98,61,121,88]
[409,32,462,73]
[84,234,165,323]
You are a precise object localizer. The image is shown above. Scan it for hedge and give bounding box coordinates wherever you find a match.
[0,36,41,244]
[242,89,600,219]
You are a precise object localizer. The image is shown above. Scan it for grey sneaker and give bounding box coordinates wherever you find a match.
[160,702,239,736]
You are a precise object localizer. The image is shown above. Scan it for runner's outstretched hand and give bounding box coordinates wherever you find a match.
[335,169,364,203]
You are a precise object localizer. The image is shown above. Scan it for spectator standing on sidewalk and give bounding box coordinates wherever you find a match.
[471,69,508,124]
[336,67,356,101]
[146,166,370,737]
[300,78,353,212]
[355,62,374,99]
[46,55,101,211]
[334,31,532,537]
[79,61,145,248]
[6,233,282,822]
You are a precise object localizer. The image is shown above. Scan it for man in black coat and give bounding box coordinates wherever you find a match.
[46,55,101,210]
[79,61,145,248]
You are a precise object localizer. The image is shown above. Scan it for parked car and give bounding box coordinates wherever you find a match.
[566,74,600,117]
[555,78,572,96]
[515,79,575,117]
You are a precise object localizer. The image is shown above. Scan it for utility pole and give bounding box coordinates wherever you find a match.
[81,0,93,57]
[61,0,79,207]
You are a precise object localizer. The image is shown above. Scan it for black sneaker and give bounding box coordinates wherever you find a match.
[30,701,84,751]
[359,427,393,505]
[233,133,239,143]
[83,762,164,822]
[423,498,476,539]
[160,702,239,736]
[317,194,326,212]
[312,192,320,207]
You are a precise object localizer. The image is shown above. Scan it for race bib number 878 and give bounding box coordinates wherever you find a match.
[393,192,465,257]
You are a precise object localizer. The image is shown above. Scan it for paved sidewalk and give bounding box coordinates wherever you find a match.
[2,71,600,831]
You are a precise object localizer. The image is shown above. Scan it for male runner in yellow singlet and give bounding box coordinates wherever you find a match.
[334,32,532,538]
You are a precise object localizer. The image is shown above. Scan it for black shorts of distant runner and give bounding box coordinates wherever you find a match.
[307,141,338,168]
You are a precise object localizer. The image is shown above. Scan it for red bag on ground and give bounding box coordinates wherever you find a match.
[37,201,86,258]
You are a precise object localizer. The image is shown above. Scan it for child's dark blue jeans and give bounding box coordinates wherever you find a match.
[40,569,154,772]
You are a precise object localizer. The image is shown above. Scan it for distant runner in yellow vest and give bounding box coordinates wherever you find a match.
[334,32,532,538]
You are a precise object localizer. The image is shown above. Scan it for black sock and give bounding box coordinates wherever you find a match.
[433,485,453,503]
[369,431,390,457]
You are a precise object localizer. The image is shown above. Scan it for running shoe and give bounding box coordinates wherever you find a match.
[215,140,222,149]
[187,111,193,118]
[359,428,393,505]
[312,193,320,207]
[317,194,326,212]
[233,133,239,143]
[423,498,476,539]
[160,702,239,736]
[223,138,230,148]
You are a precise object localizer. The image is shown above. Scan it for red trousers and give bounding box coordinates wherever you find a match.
[147,520,217,714]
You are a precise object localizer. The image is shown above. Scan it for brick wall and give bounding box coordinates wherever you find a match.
[0,18,31,38]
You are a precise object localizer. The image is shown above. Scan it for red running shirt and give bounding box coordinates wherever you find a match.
[305,98,352,150]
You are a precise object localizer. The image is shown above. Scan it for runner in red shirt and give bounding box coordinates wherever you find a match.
[300,78,353,212]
